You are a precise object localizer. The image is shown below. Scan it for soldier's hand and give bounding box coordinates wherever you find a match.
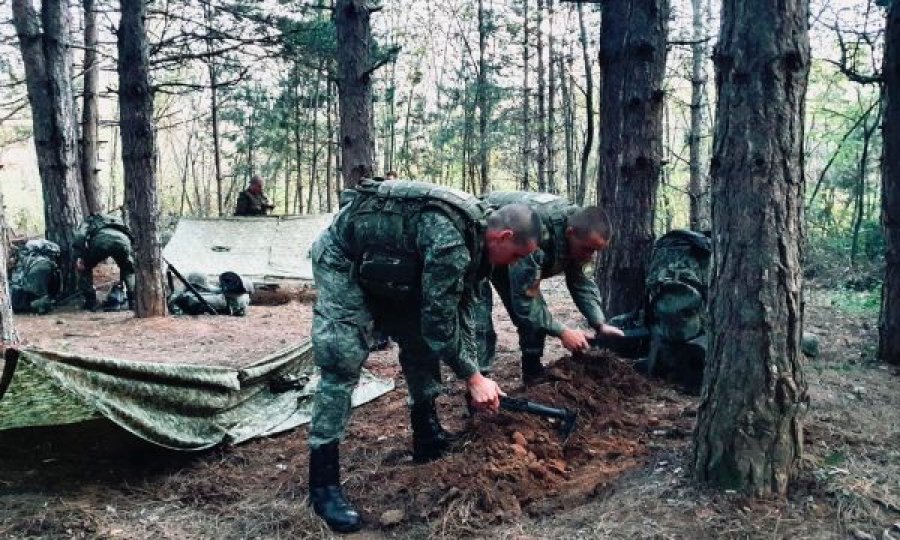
[75,258,85,272]
[594,323,625,338]
[559,328,590,352]
[466,372,504,413]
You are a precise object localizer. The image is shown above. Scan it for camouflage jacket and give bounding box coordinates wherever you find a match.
[72,214,133,261]
[484,191,605,337]
[234,189,273,216]
[330,180,491,379]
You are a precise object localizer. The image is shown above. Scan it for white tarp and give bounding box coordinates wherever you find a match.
[162,215,334,282]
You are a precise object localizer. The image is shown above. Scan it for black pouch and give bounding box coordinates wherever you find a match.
[356,250,420,299]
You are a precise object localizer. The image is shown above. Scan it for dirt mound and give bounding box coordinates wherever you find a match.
[352,351,694,529]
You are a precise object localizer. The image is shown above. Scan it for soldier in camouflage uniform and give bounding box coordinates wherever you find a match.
[72,213,136,311]
[476,191,625,385]
[9,239,62,314]
[234,175,275,216]
[307,179,541,533]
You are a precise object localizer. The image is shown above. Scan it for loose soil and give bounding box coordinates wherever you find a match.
[0,278,897,539]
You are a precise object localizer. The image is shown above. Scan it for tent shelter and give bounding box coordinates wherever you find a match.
[162,215,334,282]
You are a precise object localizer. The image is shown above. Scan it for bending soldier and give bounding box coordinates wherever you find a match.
[307,179,541,533]
[73,213,136,311]
[476,191,624,385]
[9,239,62,314]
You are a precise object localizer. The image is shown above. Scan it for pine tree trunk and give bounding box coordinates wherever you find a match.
[693,0,810,495]
[536,0,546,192]
[335,0,375,189]
[12,0,85,294]
[688,0,709,231]
[326,80,335,211]
[80,0,102,214]
[562,55,575,202]
[547,0,556,194]
[477,0,491,195]
[577,1,594,206]
[521,0,531,191]
[118,0,166,317]
[880,1,900,365]
[0,193,19,344]
[596,0,669,317]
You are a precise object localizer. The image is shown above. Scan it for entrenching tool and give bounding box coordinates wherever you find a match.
[586,327,651,359]
[499,396,578,442]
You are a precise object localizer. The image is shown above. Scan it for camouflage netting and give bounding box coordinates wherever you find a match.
[0,341,393,450]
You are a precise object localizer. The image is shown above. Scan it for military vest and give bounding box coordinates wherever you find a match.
[645,230,711,342]
[336,179,489,298]
[484,191,575,276]
[81,213,133,248]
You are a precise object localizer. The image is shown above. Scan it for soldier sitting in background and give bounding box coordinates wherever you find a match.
[167,271,251,316]
[73,213,135,311]
[234,175,275,216]
[9,239,62,314]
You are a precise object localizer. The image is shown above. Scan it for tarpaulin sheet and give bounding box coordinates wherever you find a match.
[162,215,334,282]
[0,341,393,450]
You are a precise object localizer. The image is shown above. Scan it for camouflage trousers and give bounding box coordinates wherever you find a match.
[474,268,548,374]
[308,231,445,449]
[79,231,135,308]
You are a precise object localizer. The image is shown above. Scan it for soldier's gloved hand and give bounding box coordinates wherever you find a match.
[466,372,505,413]
[559,328,590,352]
[594,323,625,338]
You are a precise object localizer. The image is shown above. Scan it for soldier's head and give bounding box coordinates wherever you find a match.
[565,206,611,262]
[249,175,264,193]
[485,204,541,265]
[385,170,398,180]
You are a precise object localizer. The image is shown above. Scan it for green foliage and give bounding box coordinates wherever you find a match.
[828,288,881,315]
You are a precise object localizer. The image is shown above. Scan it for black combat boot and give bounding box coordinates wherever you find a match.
[521,354,546,386]
[411,399,459,463]
[308,442,362,533]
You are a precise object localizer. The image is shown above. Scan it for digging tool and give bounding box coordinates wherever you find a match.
[499,396,578,442]
[586,327,651,359]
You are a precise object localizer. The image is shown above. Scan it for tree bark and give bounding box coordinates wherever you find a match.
[562,55,575,201]
[521,0,531,191]
[12,0,85,294]
[693,0,810,495]
[688,0,709,230]
[118,0,166,317]
[0,192,19,344]
[576,1,594,206]
[536,0,546,192]
[596,0,669,317]
[335,0,375,189]
[547,0,556,194]
[80,0,102,214]
[880,2,900,365]
[477,0,491,194]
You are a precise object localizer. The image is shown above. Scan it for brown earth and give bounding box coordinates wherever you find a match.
[0,279,897,539]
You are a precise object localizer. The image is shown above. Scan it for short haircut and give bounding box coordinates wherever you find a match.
[567,206,612,241]
[250,175,263,185]
[486,203,542,247]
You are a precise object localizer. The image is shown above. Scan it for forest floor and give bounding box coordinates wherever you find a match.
[0,275,898,539]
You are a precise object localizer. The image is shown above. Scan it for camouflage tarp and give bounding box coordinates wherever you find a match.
[0,341,393,450]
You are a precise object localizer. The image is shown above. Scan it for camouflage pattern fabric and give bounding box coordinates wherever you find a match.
[0,342,394,449]
[309,195,485,449]
[9,240,62,314]
[76,227,136,309]
[476,191,605,371]
[167,273,250,316]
